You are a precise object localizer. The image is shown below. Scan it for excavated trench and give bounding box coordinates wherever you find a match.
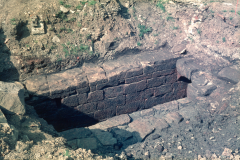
[25,50,191,132]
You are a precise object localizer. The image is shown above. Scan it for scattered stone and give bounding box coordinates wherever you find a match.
[93,130,117,146]
[152,134,160,140]
[171,43,186,54]
[156,145,164,152]
[218,67,240,84]
[15,140,33,152]
[177,146,182,150]
[128,118,155,141]
[113,129,133,141]
[60,5,69,13]
[52,35,60,43]
[221,148,232,157]
[114,143,123,150]
[0,81,26,115]
[77,138,97,150]
[164,112,183,124]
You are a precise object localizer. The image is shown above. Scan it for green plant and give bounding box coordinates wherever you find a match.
[67,28,73,33]
[137,41,141,46]
[59,1,64,5]
[84,13,87,16]
[134,16,138,20]
[81,1,87,5]
[56,11,67,20]
[57,34,61,38]
[166,16,174,21]
[76,5,82,10]
[222,37,226,42]
[223,10,227,12]
[238,11,240,15]
[51,45,57,50]
[216,40,219,43]
[64,4,71,8]
[26,44,29,48]
[172,26,178,30]
[155,40,159,44]
[77,22,82,27]
[89,0,96,6]
[138,24,152,38]
[153,33,159,37]
[60,27,66,32]
[70,18,76,22]
[49,27,54,31]
[86,34,91,40]
[230,17,233,20]
[197,29,201,35]
[10,18,16,21]
[67,41,70,45]
[156,0,166,12]
[230,9,235,12]
[210,10,214,13]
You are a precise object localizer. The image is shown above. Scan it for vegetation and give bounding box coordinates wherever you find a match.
[222,37,226,42]
[138,24,152,39]
[197,29,201,35]
[156,0,166,12]
[166,16,174,21]
[89,0,97,6]
[137,41,141,46]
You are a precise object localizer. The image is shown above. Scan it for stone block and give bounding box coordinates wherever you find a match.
[61,93,87,107]
[87,90,103,102]
[125,67,143,78]
[176,58,200,80]
[152,69,176,78]
[217,67,240,84]
[76,86,90,94]
[125,74,151,84]
[104,85,124,98]
[75,102,97,114]
[98,95,125,110]
[89,114,131,130]
[128,119,154,141]
[143,88,154,99]
[116,101,143,115]
[153,100,179,113]
[154,84,173,97]
[124,80,147,94]
[47,68,88,99]
[164,112,183,124]
[0,82,25,115]
[93,130,117,146]
[165,73,177,84]
[94,107,116,120]
[176,89,187,99]
[147,77,165,88]
[145,96,165,109]
[143,65,155,75]
[59,127,92,141]
[25,75,50,97]
[164,92,176,102]
[77,138,98,150]
[126,92,144,104]
[82,63,108,86]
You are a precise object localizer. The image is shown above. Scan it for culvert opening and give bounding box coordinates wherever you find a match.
[25,56,191,132]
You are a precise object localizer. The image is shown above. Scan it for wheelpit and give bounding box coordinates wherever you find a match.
[24,51,190,132]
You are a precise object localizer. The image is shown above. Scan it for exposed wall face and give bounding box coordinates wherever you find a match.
[25,51,188,131]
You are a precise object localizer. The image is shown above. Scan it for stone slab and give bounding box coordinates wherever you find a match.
[93,130,117,146]
[218,67,240,84]
[89,114,131,130]
[77,138,98,150]
[59,127,92,141]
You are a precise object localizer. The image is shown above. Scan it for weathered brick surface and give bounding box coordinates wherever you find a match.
[126,92,144,104]
[124,80,147,94]
[75,102,97,114]
[165,73,177,84]
[116,101,143,115]
[61,94,86,107]
[147,77,165,88]
[94,108,116,120]
[87,90,103,102]
[104,85,124,98]
[98,95,125,110]
[152,69,175,78]
[125,74,151,84]
[154,84,173,97]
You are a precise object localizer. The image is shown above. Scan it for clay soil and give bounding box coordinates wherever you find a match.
[0,0,240,159]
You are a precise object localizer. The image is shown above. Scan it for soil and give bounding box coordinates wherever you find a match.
[0,0,240,159]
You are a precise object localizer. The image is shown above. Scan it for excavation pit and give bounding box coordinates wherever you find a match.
[25,50,190,132]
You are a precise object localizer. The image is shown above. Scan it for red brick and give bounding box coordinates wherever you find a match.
[152,69,176,78]
[165,73,177,84]
[87,90,103,102]
[94,108,116,121]
[176,89,187,99]
[125,67,143,78]
[97,95,125,110]
[147,77,165,88]
[126,92,144,104]
[125,74,151,84]
[124,80,146,94]
[61,94,80,107]
[75,102,97,114]
[154,84,173,97]
[116,101,143,115]
[104,85,124,98]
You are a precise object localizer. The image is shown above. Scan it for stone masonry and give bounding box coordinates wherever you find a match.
[25,50,189,131]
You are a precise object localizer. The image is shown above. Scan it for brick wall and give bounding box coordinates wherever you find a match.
[25,52,188,131]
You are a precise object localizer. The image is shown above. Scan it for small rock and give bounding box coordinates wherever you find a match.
[177,146,182,150]
[171,43,186,54]
[222,148,232,157]
[156,145,164,152]
[164,112,183,124]
[52,35,60,43]
[152,134,160,140]
[60,5,69,13]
